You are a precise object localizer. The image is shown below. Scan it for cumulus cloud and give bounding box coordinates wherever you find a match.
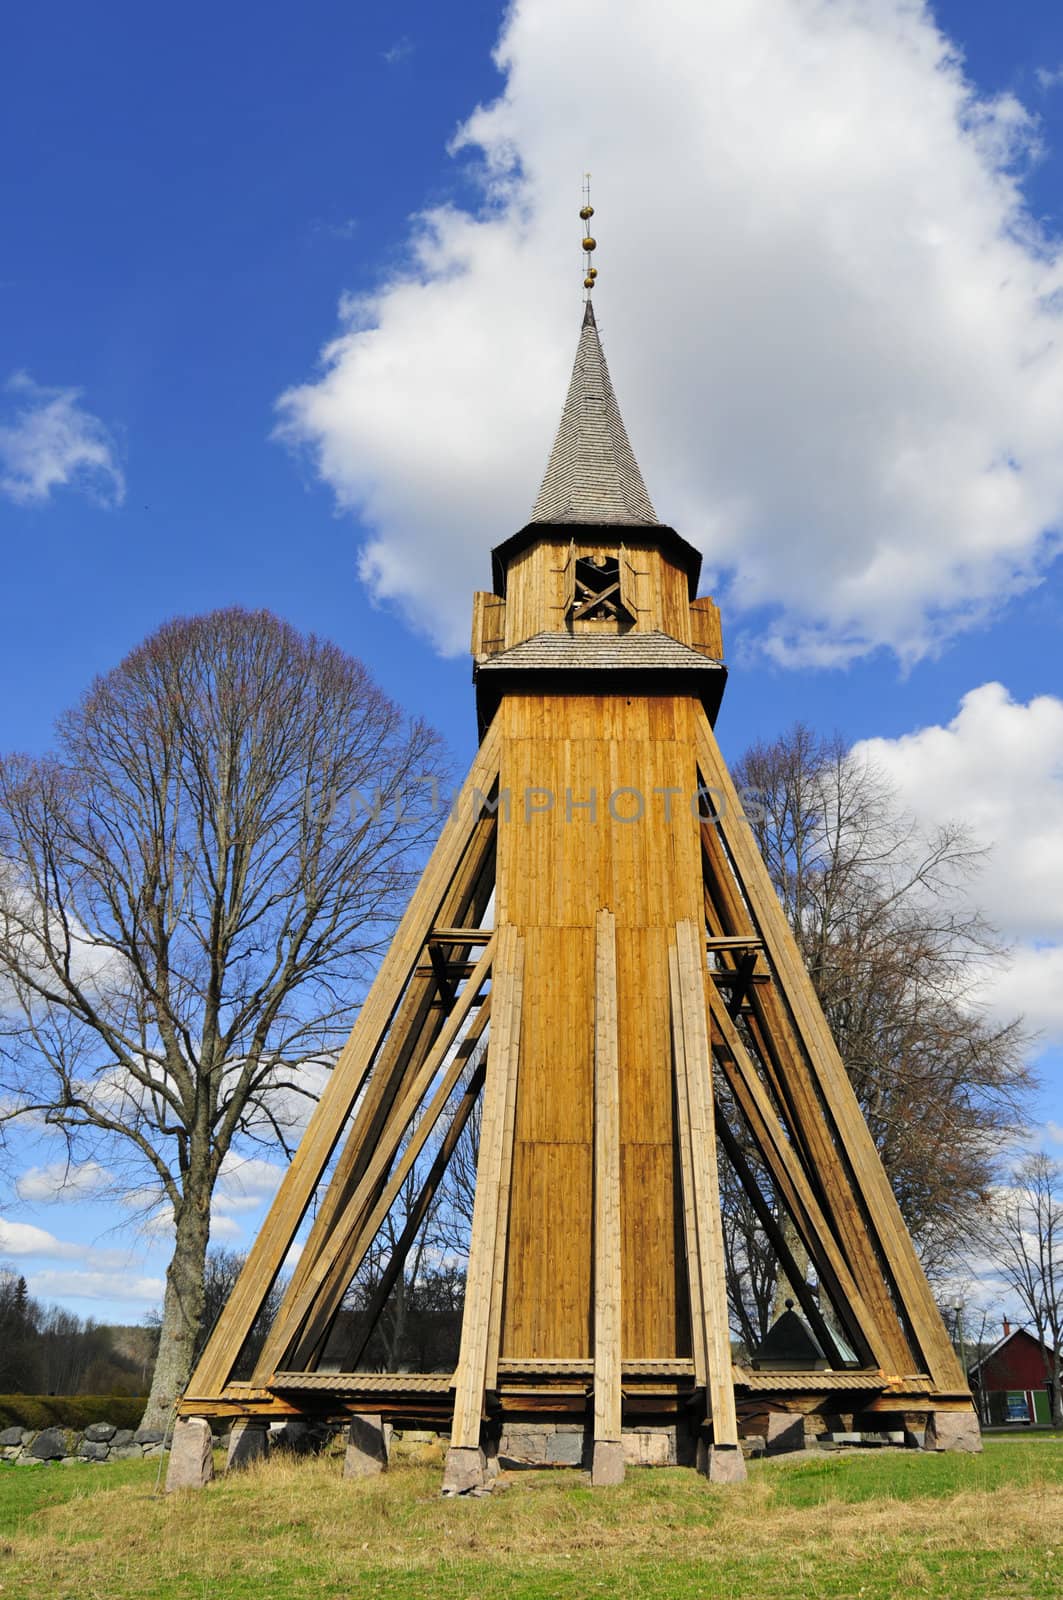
[214,1153,287,1215]
[0,1217,83,1259]
[15,1159,110,1204]
[0,1215,131,1271]
[29,1268,164,1303]
[0,373,125,508]
[277,0,1063,667]
[855,683,1063,1042]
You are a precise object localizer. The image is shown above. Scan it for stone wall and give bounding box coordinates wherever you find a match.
[0,1422,170,1465]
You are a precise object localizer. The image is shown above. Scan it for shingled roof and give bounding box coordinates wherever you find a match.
[530,300,658,525]
[477,629,720,675]
[474,629,727,731]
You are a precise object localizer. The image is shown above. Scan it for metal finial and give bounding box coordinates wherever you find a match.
[581,173,597,298]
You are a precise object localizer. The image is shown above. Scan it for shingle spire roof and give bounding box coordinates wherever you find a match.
[531,300,658,525]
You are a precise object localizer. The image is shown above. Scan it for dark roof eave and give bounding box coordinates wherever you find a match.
[490,521,704,600]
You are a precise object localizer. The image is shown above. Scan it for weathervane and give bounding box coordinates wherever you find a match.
[581,173,597,296]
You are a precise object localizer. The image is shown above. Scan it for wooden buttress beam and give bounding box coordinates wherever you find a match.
[187,720,502,1399]
[713,1107,845,1368]
[704,977,884,1368]
[280,810,497,1335]
[449,925,525,1453]
[671,945,707,1389]
[700,819,893,1366]
[254,938,496,1378]
[694,710,965,1391]
[671,920,740,1452]
[592,908,622,1452]
[286,996,493,1371]
[349,1058,488,1370]
[699,777,912,1370]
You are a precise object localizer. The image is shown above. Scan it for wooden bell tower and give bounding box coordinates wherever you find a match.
[176,251,979,1493]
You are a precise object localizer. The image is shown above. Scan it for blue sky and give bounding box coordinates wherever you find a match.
[2,0,1063,1326]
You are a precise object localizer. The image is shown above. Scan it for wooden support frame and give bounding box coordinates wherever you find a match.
[670,920,741,1459]
[713,1107,845,1367]
[448,926,525,1461]
[694,709,966,1393]
[704,976,884,1369]
[188,721,502,1399]
[698,794,912,1370]
[592,908,623,1481]
[283,811,496,1334]
[350,1057,489,1370]
[256,938,496,1378]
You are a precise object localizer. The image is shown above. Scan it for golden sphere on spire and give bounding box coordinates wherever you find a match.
[584,276,595,289]
[579,205,594,220]
[582,236,597,252]
[587,267,598,279]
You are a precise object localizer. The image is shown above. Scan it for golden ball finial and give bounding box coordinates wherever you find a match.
[584,276,595,289]
[587,267,598,279]
[582,236,597,252]
[580,205,594,220]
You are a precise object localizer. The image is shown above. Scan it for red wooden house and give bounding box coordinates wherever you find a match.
[968,1325,1056,1425]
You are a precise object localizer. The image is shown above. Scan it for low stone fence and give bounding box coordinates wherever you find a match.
[0,1423,170,1465]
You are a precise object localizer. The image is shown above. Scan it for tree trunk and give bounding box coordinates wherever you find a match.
[771,1217,810,1321]
[140,1188,212,1431]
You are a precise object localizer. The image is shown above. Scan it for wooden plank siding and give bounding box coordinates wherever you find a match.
[501,536,694,649]
[496,692,704,1362]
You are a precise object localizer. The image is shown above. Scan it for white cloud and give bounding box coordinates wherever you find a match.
[29,1268,164,1304]
[214,1153,287,1215]
[210,1213,243,1241]
[15,1159,110,1204]
[0,1216,83,1259]
[382,36,413,66]
[0,1215,133,1273]
[0,373,125,508]
[1036,65,1063,92]
[855,683,1063,1042]
[277,0,1063,668]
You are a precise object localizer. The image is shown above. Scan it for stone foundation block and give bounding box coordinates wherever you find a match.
[591,1440,626,1486]
[165,1417,214,1492]
[705,1444,748,1484]
[343,1414,389,1478]
[622,1429,674,1467]
[441,1444,486,1495]
[546,1429,586,1466]
[765,1412,805,1457]
[227,1418,269,1472]
[924,1411,982,1454]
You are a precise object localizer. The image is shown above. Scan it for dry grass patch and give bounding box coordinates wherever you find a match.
[2,1438,1061,1599]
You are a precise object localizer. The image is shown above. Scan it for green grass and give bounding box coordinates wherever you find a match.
[2,1437,1062,1599]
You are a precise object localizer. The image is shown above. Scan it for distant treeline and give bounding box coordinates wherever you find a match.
[0,1266,158,1396]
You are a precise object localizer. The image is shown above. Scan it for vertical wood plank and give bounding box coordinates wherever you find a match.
[450,926,525,1450]
[674,920,740,1448]
[669,943,707,1388]
[593,908,622,1446]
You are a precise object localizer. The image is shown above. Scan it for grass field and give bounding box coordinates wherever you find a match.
[2,1436,1062,1599]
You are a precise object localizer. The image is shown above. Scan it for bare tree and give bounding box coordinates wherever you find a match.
[0,608,447,1426]
[981,1153,1063,1425]
[724,725,1033,1332]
